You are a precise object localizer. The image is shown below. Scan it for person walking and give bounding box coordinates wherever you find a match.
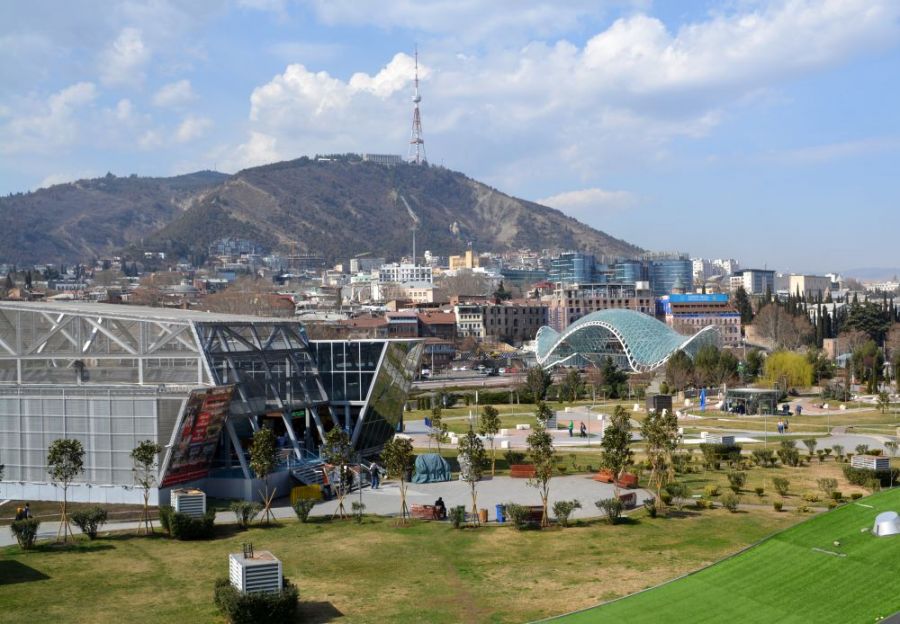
[579,422,587,438]
[23,503,32,519]
[370,465,380,489]
[568,420,574,437]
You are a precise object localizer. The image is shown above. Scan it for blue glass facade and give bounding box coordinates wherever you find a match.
[647,257,692,296]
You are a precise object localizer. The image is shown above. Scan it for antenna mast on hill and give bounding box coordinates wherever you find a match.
[408,46,427,165]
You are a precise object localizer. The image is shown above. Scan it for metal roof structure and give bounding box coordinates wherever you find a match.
[535,308,721,373]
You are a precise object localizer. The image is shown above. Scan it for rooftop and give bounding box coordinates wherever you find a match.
[0,301,295,325]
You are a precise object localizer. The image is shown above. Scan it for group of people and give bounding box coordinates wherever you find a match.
[567,420,589,438]
[777,419,790,434]
[14,503,32,521]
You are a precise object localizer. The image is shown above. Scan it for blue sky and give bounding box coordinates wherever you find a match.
[1,0,899,274]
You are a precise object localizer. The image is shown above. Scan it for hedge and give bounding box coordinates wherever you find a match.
[214,577,299,624]
[159,505,216,540]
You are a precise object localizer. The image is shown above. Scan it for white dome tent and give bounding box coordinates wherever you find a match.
[873,511,900,537]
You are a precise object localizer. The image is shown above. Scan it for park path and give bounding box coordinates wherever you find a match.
[1,475,653,547]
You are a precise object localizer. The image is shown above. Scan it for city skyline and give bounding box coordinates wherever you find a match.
[2,1,899,272]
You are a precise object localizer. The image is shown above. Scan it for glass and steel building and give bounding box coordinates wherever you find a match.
[535,308,720,372]
[645,253,693,296]
[0,302,422,504]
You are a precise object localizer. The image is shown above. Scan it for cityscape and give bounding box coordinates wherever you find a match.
[1,2,900,624]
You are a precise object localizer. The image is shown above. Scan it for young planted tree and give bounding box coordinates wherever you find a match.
[600,405,633,492]
[47,438,85,542]
[457,427,487,526]
[640,409,679,513]
[249,428,278,524]
[877,392,891,414]
[802,438,818,458]
[478,405,501,476]
[322,427,353,519]
[130,440,163,535]
[428,405,449,453]
[381,436,415,523]
[559,368,584,403]
[527,402,556,527]
[524,366,552,403]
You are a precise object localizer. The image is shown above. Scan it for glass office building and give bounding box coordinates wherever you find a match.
[0,302,422,504]
[646,254,693,296]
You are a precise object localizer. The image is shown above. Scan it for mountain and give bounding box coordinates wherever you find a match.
[137,158,641,262]
[1,158,641,264]
[0,171,228,265]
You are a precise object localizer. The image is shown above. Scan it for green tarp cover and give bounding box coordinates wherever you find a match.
[412,453,451,483]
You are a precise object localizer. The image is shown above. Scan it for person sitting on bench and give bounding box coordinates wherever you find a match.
[434,497,447,520]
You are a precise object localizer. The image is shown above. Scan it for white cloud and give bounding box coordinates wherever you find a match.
[216,131,282,172]
[0,82,98,155]
[138,129,164,150]
[99,27,150,86]
[152,79,196,107]
[538,187,638,219]
[114,99,134,121]
[174,115,213,143]
[768,137,900,165]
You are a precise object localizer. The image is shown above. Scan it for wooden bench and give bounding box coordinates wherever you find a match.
[594,469,615,483]
[510,464,537,478]
[617,492,637,509]
[410,504,440,520]
[615,472,638,489]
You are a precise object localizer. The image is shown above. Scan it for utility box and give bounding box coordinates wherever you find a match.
[172,488,206,518]
[851,455,890,471]
[229,548,283,594]
[646,394,673,414]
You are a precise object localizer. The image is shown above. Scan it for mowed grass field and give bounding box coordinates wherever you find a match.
[554,487,900,623]
[0,506,797,624]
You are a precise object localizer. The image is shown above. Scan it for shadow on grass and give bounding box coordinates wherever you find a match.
[28,540,116,555]
[0,559,50,585]
[297,600,344,623]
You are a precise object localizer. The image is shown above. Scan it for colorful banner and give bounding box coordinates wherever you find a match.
[161,385,235,488]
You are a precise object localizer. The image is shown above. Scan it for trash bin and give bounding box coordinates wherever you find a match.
[478,508,488,524]
[496,504,505,523]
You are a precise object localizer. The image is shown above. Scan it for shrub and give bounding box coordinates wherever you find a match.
[801,492,820,503]
[827,500,838,510]
[504,503,529,530]
[776,441,801,467]
[699,443,743,470]
[773,500,783,512]
[695,498,714,510]
[643,498,657,518]
[772,477,790,497]
[704,484,721,498]
[751,449,776,468]
[449,506,466,529]
[595,498,624,524]
[164,509,216,540]
[10,518,40,550]
[292,499,316,523]
[659,491,673,506]
[842,465,899,487]
[831,491,843,501]
[832,445,844,461]
[817,478,838,499]
[214,577,299,624]
[727,471,747,493]
[720,492,740,512]
[71,506,108,540]
[556,464,568,474]
[552,499,582,528]
[850,492,863,500]
[503,450,526,466]
[351,501,366,524]
[754,487,765,497]
[159,505,174,535]
[231,501,262,530]
[796,504,811,514]
[665,482,690,509]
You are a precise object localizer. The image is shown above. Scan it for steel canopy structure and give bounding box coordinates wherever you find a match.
[535,308,721,373]
[0,301,422,504]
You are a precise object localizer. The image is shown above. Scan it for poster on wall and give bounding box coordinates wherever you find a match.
[161,385,235,488]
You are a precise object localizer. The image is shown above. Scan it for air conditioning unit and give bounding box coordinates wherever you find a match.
[851,455,890,471]
[229,549,283,594]
[172,488,206,518]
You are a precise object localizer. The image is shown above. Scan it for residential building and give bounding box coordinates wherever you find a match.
[377,263,433,284]
[734,269,775,295]
[417,310,457,341]
[657,293,742,347]
[787,274,832,300]
[448,249,480,271]
[545,283,654,331]
[454,304,485,339]
[482,301,548,345]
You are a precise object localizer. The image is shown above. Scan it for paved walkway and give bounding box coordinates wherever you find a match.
[1,475,652,547]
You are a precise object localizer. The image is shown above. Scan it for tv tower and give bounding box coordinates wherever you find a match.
[408,46,427,165]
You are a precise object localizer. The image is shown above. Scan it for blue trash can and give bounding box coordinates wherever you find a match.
[496,504,505,524]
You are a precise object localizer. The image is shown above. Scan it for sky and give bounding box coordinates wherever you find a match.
[1,0,899,274]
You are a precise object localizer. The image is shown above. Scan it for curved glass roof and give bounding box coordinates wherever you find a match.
[535,309,721,373]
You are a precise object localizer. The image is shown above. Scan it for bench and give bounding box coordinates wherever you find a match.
[617,492,637,509]
[510,464,537,478]
[594,469,615,483]
[615,472,638,489]
[410,504,441,520]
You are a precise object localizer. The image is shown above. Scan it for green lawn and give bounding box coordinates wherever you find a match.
[553,487,900,623]
[0,506,798,623]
